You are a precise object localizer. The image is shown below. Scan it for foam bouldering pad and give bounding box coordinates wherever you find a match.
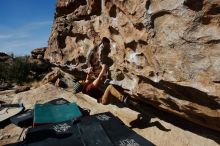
[80,112,154,146]
[10,109,33,127]
[23,112,154,146]
[0,103,24,125]
[33,98,82,127]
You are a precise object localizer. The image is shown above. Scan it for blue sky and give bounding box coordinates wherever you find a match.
[0,0,56,56]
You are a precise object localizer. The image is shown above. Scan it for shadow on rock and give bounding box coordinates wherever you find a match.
[129,114,171,132]
[137,75,220,110]
[3,142,21,146]
[136,102,220,145]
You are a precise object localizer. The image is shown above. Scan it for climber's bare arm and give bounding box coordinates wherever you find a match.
[92,64,107,87]
[85,67,93,83]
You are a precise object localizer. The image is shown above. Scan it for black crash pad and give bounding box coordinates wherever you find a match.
[10,109,33,127]
[22,112,154,146]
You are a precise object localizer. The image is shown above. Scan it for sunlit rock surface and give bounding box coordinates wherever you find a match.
[45,0,220,131]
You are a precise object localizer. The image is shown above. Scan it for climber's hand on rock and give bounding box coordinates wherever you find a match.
[87,67,93,74]
[101,64,107,70]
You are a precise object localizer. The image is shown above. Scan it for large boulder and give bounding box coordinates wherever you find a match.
[42,68,62,84]
[45,0,220,131]
[41,67,75,88]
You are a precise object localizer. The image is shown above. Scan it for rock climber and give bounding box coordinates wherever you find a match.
[73,64,136,105]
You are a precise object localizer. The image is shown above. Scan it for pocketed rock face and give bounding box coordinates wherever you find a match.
[45,0,220,131]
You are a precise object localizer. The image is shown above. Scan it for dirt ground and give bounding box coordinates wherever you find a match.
[0,84,220,146]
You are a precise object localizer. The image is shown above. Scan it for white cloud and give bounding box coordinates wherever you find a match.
[0,32,29,40]
[23,21,52,30]
[0,20,52,55]
[0,39,48,56]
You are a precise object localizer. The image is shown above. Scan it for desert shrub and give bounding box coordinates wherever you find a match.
[0,57,31,83]
[0,62,8,81]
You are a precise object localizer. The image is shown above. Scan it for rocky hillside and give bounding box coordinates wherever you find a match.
[44,0,220,131]
[0,48,51,91]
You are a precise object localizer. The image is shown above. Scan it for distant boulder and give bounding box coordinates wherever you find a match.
[31,47,47,59]
[29,47,51,73]
[0,82,13,91]
[15,85,30,93]
[0,52,13,64]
